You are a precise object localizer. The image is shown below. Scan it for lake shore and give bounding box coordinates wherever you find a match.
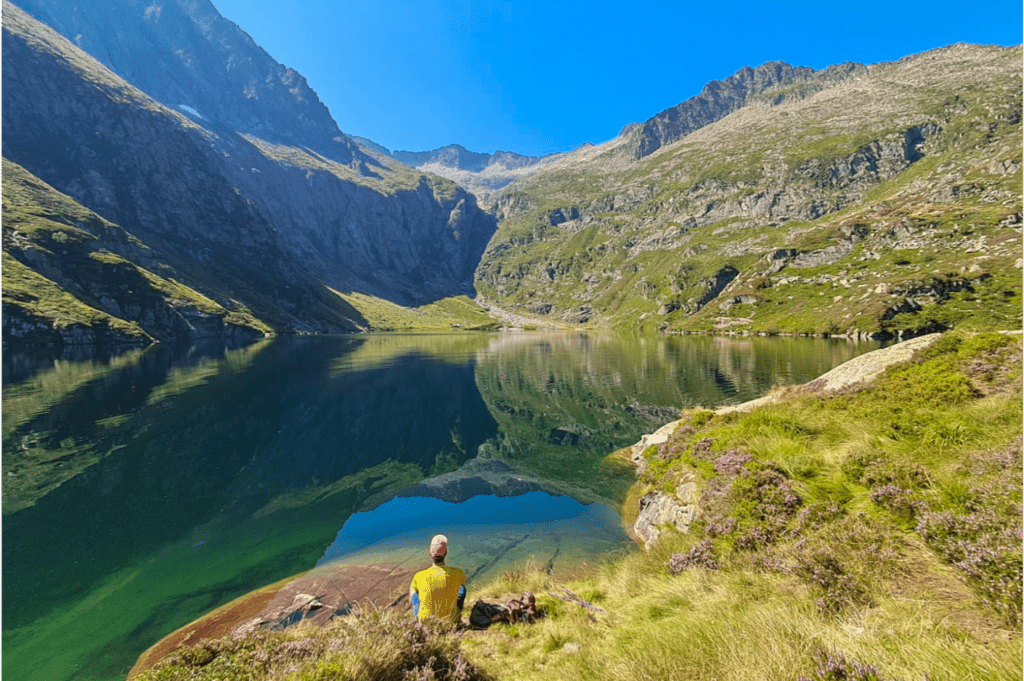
[128,332,974,678]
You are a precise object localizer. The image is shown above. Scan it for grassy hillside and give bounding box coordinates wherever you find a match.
[2,158,273,343]
[477,45,1022,338]
[331,290,500,331]
[134,331,1022,680]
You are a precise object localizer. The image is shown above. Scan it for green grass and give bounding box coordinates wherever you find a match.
[137,608,487,681]
[331,291,500,331]
[2,252,151,339]
[3,158,274,340]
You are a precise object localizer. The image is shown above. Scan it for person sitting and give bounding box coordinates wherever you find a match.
[409,534,466,623]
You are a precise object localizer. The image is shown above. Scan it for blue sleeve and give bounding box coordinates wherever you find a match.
[457,585,466,611]
[411,591,421,618]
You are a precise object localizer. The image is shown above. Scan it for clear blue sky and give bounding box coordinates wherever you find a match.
[212,0,1022,157]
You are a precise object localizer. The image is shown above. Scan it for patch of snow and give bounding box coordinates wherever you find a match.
[177,104,206,121]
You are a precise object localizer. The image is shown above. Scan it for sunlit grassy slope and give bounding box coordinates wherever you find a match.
[330,290,500,331]
[477,45,1022,337]
[2,158,273,341]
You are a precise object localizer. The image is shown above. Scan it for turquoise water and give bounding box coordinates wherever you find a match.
[317,492,630,583]
[1,331,881,681]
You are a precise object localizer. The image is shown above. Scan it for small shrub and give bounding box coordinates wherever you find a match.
[792,548,867,615]
[690,410,715,429]
[841,451,880,484]
[853,455,929,491]
[869,484,919,523]
[177,644,217,667]
[917,507,1023,624]
[792,501,844,535]
[691,437,716,461]
[668,539,719,573]
[714,449,752,476]
[797,648,892,681]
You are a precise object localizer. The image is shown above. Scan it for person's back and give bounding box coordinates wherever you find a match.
[410,534,466,622]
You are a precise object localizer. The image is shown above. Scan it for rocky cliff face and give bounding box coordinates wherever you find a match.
[2,159,272,345]
[14,0,361,163]
[630,61,867,160]
[2,2,497,343]
[477,45,1022,338]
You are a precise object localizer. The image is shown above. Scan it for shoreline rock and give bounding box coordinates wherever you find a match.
[128,563,417,680]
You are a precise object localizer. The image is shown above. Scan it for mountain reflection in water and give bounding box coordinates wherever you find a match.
[317,492,629,584]
[1,331,880,681]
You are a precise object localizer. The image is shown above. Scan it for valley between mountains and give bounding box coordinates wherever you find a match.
[2,3,1022,681]
[2,0,1020,345]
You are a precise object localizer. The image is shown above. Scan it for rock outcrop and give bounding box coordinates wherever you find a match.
[633,483,698,550]
[628,420,702,548]
[2,160,273,345]
[127,563,417,680]
[630,61,867,159]
[629,333,948,548]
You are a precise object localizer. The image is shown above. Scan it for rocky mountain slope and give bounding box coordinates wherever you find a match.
[2,159,271,345]
[627,60,868,160]
[13,0,361,162]
[2,1,497,344]
[358,61,871,203]
[477,44,1022,338]
[354,140,566,199]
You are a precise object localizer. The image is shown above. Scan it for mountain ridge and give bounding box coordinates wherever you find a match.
[13,0,365,164]
[475,42,1022,337]
[2,0,498,344]
[352,140,566,199]
[2,0,1019,346]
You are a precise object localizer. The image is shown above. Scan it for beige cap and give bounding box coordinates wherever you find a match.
[429,534,448,557]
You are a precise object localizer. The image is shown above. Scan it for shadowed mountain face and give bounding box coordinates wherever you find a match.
[14,0,359,161]
[2,1,497,344]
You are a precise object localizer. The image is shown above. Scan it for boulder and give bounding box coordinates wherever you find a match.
[633,477,699,550]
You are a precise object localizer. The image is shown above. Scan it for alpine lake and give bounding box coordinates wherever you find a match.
[2,330,883,681]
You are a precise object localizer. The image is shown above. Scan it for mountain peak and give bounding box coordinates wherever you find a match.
[13,0,361,163]
[630,59,867,159]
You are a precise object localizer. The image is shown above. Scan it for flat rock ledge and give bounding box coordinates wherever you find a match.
[716,333,941,415]
[628,334,943,549]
